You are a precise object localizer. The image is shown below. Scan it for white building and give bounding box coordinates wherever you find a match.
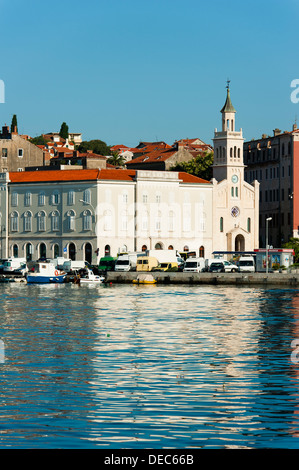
[0,168,213,263]
[212,85,259,252]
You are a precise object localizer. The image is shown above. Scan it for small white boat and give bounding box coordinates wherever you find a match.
[78,268,105,284]
[27,262,66,284]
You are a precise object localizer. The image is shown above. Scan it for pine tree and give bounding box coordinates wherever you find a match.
[59,122,69,140]
[11,114,18,133]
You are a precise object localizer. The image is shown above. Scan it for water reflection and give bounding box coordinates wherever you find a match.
[1,283,299,448]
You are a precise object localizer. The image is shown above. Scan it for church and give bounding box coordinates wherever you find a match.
[212,84,259,253]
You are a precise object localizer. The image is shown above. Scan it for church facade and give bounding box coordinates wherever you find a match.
[212,85,259,253]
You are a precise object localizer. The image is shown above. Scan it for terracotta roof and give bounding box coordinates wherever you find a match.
[126,147,177,165]
[8,168,210,185]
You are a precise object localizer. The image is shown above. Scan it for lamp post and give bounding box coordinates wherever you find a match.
[266,217,272,274]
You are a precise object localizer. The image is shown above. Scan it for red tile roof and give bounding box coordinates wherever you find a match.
[8,168,210,185]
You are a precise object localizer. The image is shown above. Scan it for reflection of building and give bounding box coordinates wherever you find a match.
[212,85,259,252]
[0,168,213,263]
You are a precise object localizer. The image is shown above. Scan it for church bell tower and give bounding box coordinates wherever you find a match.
[212,82,245,184]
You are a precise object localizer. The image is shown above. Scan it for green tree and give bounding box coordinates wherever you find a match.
[11,114,18,133]
[282,238,299,263]
[170,151,214,181]
[77,139,111,156]
[29,135,48,146]
[59,122,69,140]
[107,151,126,167]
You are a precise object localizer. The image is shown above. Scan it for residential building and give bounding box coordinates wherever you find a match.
[244,125,299,247]
[0,125,46,172]
[212,85,259,252]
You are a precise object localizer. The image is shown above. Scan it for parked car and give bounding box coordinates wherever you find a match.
[177,257,185,271]
[152,262,178,272]
[209,262,225,273]
[222,260,238,273]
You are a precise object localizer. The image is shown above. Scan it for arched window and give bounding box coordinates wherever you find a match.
[26,242,33,262]
[231,119,234,131]
[235,187,238,198]
[53,243,59,258]
[85,242,92,264]
[69,242,76,261]
[105,244,111,256]
[220,217,223,232]
[142,244,147,252]
[83,209,92,231]
[51,210,59,231]
[24,211,32,231]
[199,246,205,258]
[230,148,233,158]
[67,210,75,231]
[231,187,234,197]
[39,242,46,259]
[238,148,240,158]
[155,242,163,249]
[247,217,251,233]
[11,211,19,231]
[38,211,46,231]
[168,245,174,250]
[13,244,18,257]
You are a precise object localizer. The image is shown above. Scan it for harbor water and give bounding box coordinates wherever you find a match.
[1,282,299,449]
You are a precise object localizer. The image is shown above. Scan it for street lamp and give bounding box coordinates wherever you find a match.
[266,217,272,274]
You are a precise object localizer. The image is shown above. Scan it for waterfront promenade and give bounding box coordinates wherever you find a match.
[107,270,299,286]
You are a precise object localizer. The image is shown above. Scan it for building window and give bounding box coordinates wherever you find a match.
[24,211,32,231]
[83,210,92,231]
[122,192,128,204]
[142,193,148,204]
[11,211,19,231]
[67,210,75,230]
[2,148,7,158]
[38,211,46,231]
[13,244,18,257]
[11,192,18,207]
[24,191,32,206]
[199,246,205,258]
[52,190,60,205]
[83,188,91,204]
[155,211,162,231]
[168,211,174,232]
[121,211,128,231]
[141,211,148,231]
[231,187,234,197]
[68,190,75,205]
[104,210,112,231]
[247,217,251,233]
[220,217,223,232]
[38,191,45,206]
[51,211,59,231]
[156,194,161,204]
[18,148,23,158]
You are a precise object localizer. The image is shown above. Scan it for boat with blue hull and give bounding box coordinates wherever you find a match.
[26,262,66,284]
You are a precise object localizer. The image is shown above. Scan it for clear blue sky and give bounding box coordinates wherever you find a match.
[1,0,299,147]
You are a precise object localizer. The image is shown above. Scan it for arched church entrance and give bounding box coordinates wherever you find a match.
[235,234,245,252]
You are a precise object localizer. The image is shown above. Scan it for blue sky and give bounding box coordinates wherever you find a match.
[0,0,299,147]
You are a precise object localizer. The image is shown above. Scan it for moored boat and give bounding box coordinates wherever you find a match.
[26,262,66,284]
[77,268,105,285]
[132,274,157,285]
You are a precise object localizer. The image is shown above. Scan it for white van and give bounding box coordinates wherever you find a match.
[62,260,88,273]
[3,257,27,274]
[183,257,205,273]
[238,256,255,273]
[115,254,137,272]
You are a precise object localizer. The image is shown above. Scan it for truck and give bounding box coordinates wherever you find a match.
[238,256,255,273]
[98,256,116,272]
[62,259,89,273]
[136,256,159,272]
[183,257,205,273]
[3,257,28,275]
[145,250,179,264]
[114,253,138,272]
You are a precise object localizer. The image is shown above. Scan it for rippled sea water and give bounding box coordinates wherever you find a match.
[1,282,299,449]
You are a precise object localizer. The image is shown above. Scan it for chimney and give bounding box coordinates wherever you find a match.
[293,123,298,131]
[273,128,281,136]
